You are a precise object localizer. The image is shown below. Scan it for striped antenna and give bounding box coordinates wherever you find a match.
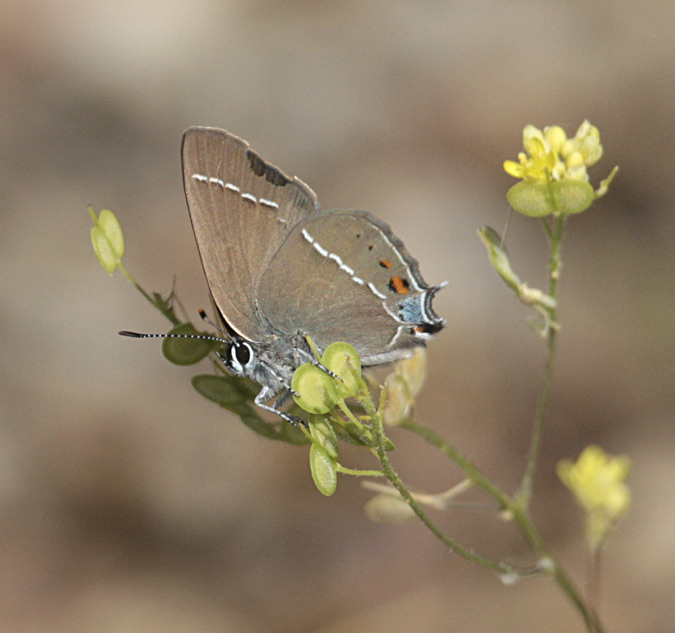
[119,309,230,345]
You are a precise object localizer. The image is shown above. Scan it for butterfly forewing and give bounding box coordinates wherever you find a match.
[182,127,320,342]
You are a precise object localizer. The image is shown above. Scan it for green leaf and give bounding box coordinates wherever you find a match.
[279,419,310,445]
[162,323,213,365]
[235,376,264,400]
[191,374,249,407]
[237,408,283,440]
[332,421,374,447]
[192,375,312,444]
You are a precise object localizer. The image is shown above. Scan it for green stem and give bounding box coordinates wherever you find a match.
[516,213,565,508]
[118,261,181,326]
[400,420,511,510]
[337,399,365,428]
[510,506,605,632]
[516,327,557,507]
[371,419,510,574]
[117,261,154,304]
[336,464,384,477]
[402,418,606,632]
[549,214,566,296]
[587,547,602,621]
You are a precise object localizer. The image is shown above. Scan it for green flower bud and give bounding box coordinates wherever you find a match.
[90,208,124,273]
[544,125,567,154]
[309,415,339,461]
[309,445,338,496]
[395,347,427,399]
[506,181,556,217]
[291,364,338,414]
[363,493,415,523]
[478,226,522,290]
[308,417,339,496]
[506,180,594,217]
[552,180,595,214]
[382,373,410,426]
[321,342,362,398]
[574,120,603,166]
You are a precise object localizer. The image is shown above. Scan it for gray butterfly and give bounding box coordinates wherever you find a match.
[176,127,445,422]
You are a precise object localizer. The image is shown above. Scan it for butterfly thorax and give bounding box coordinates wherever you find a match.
[222,332,311,399]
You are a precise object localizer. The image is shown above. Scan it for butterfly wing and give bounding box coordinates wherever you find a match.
[182,127,320,342]
[257,210,445,364]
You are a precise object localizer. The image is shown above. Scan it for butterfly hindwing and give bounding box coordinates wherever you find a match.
[257,210,444,363]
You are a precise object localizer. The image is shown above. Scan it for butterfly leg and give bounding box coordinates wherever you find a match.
[294,339,339,380]
[254,386,306,428]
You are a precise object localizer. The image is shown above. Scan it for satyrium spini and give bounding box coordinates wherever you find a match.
[126,127,445,424]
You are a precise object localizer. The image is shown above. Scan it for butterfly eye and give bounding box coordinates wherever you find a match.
[227,341,252,374]
[235,342,252,366]
[229,340,253,369]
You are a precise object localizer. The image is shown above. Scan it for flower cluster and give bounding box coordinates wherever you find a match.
[504,120,603,184]
[503,121,617,217]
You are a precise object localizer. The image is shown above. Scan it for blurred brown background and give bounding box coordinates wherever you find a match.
[1,1,673,632]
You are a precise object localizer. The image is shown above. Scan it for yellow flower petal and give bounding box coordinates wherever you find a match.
[504,160,525,178]
[574,120,603,166]
[523,124,544,149]
[545,125,567,153]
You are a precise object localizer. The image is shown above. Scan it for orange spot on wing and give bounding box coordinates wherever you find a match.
[379,259,393,269]
[389,276,410,294]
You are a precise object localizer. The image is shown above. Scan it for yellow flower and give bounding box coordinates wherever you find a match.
[557,445,631,550]
[504,121,603,185]
[504,124,559,183]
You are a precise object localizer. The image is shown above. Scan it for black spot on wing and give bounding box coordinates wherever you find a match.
[246,149,290,186]
[413,321,445,335]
